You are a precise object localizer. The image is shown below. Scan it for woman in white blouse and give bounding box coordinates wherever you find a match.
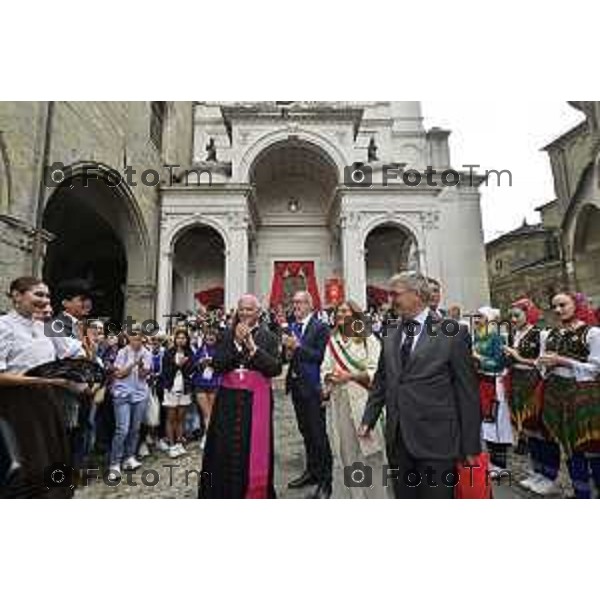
[538,292,600,498]
[0,277,68,388]
[0,277,74,497]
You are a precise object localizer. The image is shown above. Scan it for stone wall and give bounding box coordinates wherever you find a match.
[0,101,194,321]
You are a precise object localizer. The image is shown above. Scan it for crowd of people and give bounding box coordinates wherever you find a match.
[1,272,600,499]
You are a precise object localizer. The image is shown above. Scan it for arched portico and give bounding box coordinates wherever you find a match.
[364,221,420,309]
[42,161,152,321]
[237,127,349,184]
[156,213,237,327]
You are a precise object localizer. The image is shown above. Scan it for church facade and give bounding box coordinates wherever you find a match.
[159,101,489,326]
[0,101,490,325]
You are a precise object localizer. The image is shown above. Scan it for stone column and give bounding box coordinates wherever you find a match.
[225,214,249,310]
[163,102,194,167]
[446,187,490,312]
[341,211,367,309]
[124,283,156,329]
[155,249,173,330]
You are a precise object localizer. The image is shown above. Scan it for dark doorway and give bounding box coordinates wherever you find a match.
[42,176,128,321]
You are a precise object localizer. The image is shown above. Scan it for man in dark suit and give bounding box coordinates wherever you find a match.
[360,272,481,499]
[285,291,332,499]
[427,276,446,319]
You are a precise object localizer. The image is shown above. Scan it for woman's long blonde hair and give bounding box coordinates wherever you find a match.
[334,299,367,344]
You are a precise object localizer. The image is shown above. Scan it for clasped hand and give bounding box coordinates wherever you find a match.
[282,333,299,351]
[328,368,352,385]
[235,323,257,354]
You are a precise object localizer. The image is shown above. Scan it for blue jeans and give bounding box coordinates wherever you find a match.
[110,393,147,466]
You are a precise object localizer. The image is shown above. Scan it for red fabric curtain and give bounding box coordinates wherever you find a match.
[301,261,321,310]
[269,262,288,310]
[194,286,224,308]
[367,285,389,307]
[269,261,321,310]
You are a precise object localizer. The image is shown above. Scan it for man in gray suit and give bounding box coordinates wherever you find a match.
[359,272,481,499]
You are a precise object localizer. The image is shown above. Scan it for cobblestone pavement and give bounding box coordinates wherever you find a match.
[76,374,573,500]
[76,375,345,499]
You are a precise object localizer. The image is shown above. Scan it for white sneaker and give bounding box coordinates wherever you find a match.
[529,476,558,496]
[156,439,170,452]
[174,443,188,457]
[168,445,179,459]
[519,474,542,490]
[200,436,206,451]
[123,456,143,470]
[138,442,150,459]
[107,465,121,482]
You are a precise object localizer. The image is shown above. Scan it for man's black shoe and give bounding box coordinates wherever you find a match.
[288,471,318,489]
[307,482,332,499]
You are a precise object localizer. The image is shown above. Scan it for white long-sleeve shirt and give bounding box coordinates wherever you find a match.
[539,326,600,382]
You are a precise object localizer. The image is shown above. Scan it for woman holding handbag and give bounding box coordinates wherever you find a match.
[108,328,152,481]
[162,328,196,459]
[192,329,221,450]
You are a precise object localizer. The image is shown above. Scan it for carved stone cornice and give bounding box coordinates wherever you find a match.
[419,210,441,230]
[227,211,250,231]
[160,183,252,195]
[338,184,443,196]
[125,283,156,300]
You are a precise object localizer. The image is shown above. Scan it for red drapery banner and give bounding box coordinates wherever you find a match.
[194,286,224,308]
[324,277,344,307]
[269,261,321,310]
[366,285,390,308]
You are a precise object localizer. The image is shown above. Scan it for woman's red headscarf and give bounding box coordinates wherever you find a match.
[568,292,599,326]
[511,297,541,326]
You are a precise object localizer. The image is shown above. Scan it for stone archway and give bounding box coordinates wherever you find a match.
[238,127,349,184]
[156,213,234,327]
[171,224,226,313]
[0,131,12,212]
[247,138,340,305]
[364,222,420,309]
[42,163,151,321]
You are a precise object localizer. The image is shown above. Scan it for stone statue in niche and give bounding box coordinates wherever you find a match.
[367,137,378,162]
[205,137,217,161]
[406,241,421,271]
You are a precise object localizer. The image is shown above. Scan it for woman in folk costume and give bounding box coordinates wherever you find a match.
[473,306,513,470]
[321,300,388,499]
[199,294,282,499]
[504,298,559,494]
[538,292,600,498]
